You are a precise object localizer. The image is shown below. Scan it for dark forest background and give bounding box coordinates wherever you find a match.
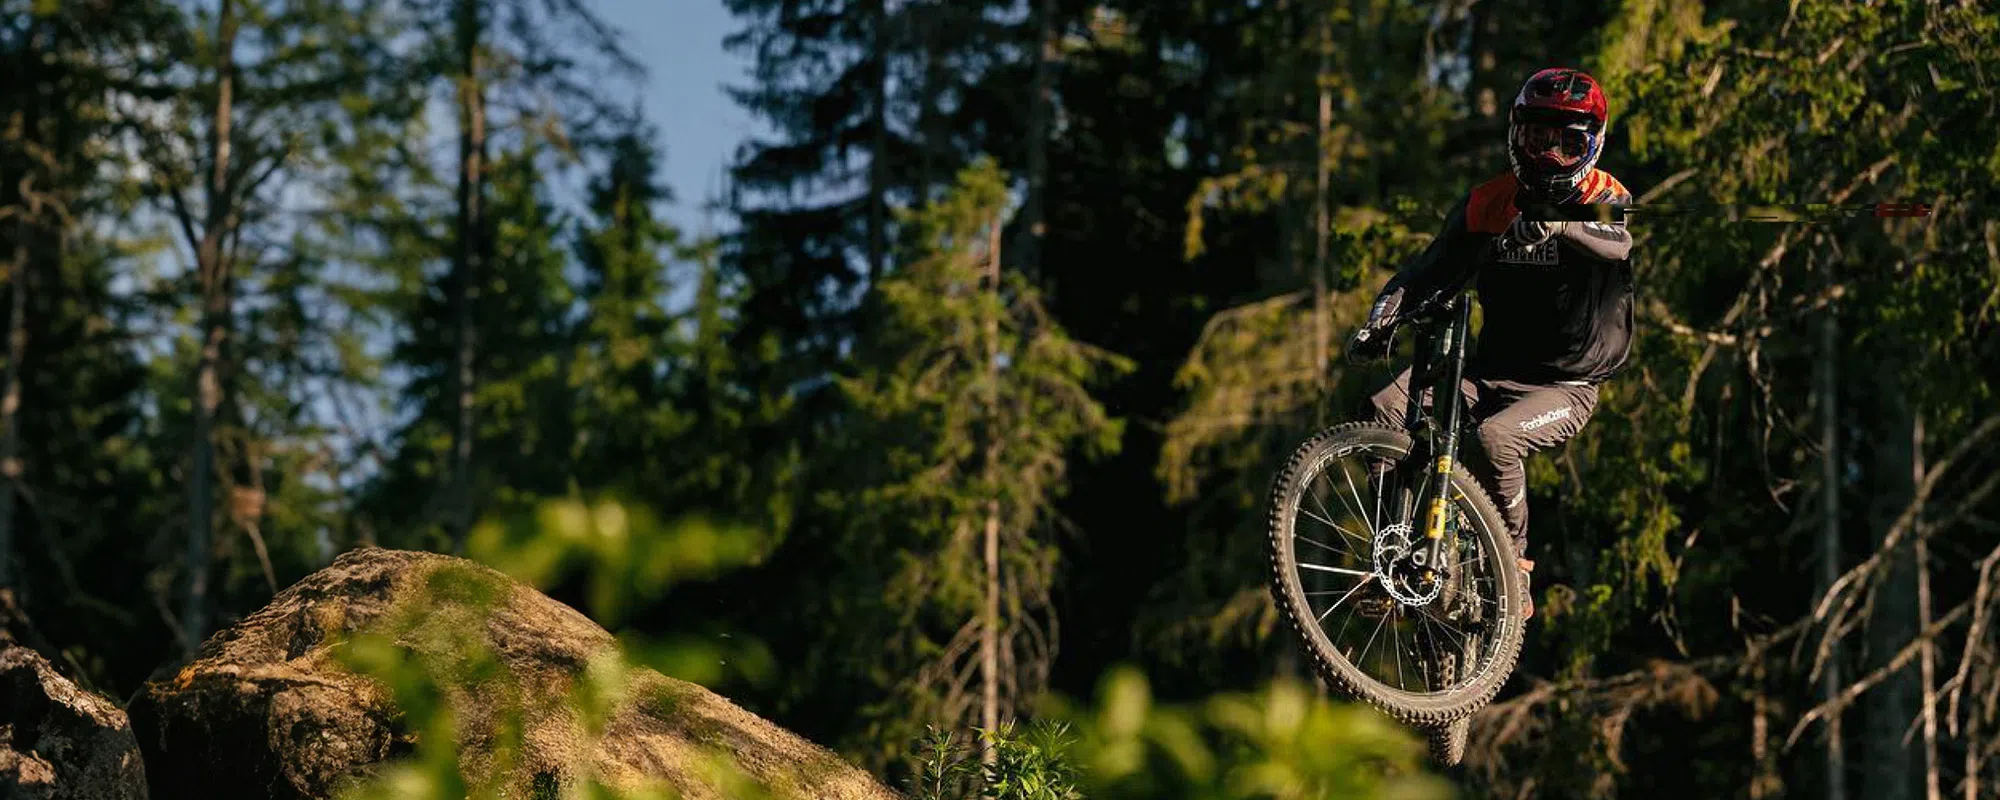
[1,0,1997,796]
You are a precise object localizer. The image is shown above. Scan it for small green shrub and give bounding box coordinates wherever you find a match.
[909,667,1455,800]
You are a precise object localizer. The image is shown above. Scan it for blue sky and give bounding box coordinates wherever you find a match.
[596,0,759,235]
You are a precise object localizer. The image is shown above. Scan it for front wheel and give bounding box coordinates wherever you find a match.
[1265,422,1525,727]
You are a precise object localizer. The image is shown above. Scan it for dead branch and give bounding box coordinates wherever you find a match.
[1804,416,2000,682]
[1946,541,2000,731]
[1785,600,1971,750]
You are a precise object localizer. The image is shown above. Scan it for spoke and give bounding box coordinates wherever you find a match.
[1415,465,1438,523]
[1426,612,1467,684]
[1339,462,1376,534]
[1295,531,1356,559]
[1332,599,1357,646]
[1327,464,1372,535]
[1317,573,1375,623]
[1304,484,1370,546]
[1417,607,1472,649]
[1299,562,1372,578]
[1392,606,1407,690]
[1356,608,1390,670]
[1373,475,1384,529]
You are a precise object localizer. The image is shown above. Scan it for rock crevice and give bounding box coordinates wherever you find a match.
[0,645,149,800]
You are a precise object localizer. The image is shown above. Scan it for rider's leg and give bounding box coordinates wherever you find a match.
[1364,368,1481,495]
[1462,379,1599,552]
[1462,378,1600,619]
[1364,368,1479,429]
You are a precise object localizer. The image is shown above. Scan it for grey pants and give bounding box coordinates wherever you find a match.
[1367,369,1598,558]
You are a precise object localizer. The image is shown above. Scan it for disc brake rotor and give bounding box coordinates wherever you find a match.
[1372,522,1444,606]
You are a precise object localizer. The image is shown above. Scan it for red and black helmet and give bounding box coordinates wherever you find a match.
[1507,68,1609,200]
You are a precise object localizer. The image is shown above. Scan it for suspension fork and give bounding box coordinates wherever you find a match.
[1418,298,1473,571]
[1395,319,1434,528]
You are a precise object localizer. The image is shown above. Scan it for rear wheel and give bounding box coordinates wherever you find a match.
[1427,718,1470,766]
[1266,422,1525,726]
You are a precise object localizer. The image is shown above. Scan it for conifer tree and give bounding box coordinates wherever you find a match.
[824,158,1131,769]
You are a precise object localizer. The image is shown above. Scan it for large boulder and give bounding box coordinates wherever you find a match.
[0,646,148,799]
[127,547,899,800]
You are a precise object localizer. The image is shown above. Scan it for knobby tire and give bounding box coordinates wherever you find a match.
[1266,421,1526,728]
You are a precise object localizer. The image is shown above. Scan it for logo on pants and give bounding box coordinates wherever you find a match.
[1519,406,1573,432]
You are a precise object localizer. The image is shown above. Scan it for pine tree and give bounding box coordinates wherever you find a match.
[823,158,1131,771]
[372,140,579,543]
[0,0,185,690]
[360,0,638,548]
[720,0,1034,397]
[567,119,692,499]
[121,0,404,653]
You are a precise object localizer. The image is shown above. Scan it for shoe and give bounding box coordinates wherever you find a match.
[1518,558,1535,620]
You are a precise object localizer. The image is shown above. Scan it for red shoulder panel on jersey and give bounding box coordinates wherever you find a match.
[1465,172,1521,234]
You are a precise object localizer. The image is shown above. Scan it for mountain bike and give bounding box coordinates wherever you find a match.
[1264,275,1527,767]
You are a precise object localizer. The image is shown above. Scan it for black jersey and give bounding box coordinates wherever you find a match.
[1372,169,1637,384]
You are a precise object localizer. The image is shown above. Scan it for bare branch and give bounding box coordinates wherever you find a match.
[1785,601,1971,750]
[1804,416,2000,681]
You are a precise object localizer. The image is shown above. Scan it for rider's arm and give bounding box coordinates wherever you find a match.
[1551,189,1633,261]
[1368,195,1477,327]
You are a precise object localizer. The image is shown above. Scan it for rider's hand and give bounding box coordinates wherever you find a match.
[1497,214,1562,252]
[1505,187,1576,250]
[1345,326,1393,364]
[1347,293,1400,364]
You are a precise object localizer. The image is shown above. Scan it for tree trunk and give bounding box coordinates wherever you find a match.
[1965,686,1982,800]
[1751,654,1779,798]
[981,498,1000,755]
[183,0,240,655]
[979,216,1003,765]
[1311,15,1332,398]
[916,20,936,207]
[0,22,35,588]
[447,0,487,550]
[1913,414,1940,800]
[0,0,51,594]
[0,210,25,589]
[1860,379,1920,800]
[865,0,889,291]
[1815,251,1848,800]
[1017,0,1057,283]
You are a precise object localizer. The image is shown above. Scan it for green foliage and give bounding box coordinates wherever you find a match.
[466,495,773,636]
[911,669,1451,800]
[815,157,1133,769]
[905,721,1085,800]
[1057,667,1451,800]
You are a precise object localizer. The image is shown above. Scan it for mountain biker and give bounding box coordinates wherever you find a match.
[1344,67,1636,622]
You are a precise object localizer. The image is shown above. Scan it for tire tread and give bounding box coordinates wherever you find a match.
[1265,422,1525,727]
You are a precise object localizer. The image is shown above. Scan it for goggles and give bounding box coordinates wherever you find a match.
[1516,121,1593,164]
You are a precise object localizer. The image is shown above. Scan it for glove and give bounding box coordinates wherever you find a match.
[1346,291,1401,364]
[1497,214,1562,253]
[1345,326,1393,364]
[1505,186,1583,250]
